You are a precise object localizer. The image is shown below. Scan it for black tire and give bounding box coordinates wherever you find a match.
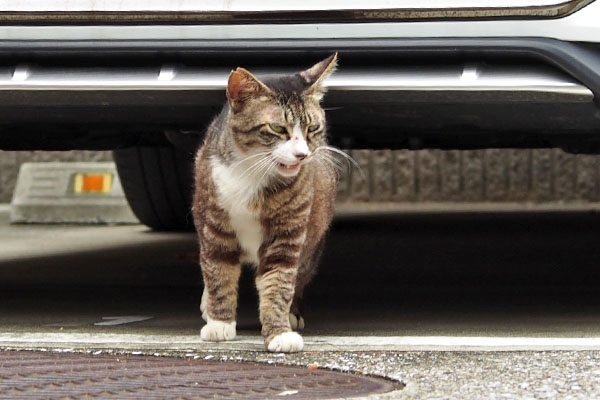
[113,145,195,231]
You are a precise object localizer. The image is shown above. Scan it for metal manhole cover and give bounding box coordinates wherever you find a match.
[0,351,395,399]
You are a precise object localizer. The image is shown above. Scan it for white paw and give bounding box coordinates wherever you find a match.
[267,332,304,353]
[200,288,208,322]
[289,313,305,330]
[200,318,236,342]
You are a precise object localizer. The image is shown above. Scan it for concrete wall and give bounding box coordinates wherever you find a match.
[1,148,600,204]
[336,149,600,203]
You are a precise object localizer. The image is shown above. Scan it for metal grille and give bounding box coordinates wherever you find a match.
[0,351,394,399]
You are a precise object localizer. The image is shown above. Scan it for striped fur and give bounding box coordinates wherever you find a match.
[192,54,338,352]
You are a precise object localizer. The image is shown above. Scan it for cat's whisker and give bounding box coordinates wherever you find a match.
[232,151,270,177]
[315,146,357,167]
[312,152,340,170]
[240,156,271,176]
[312,155,333,170]
[230,151,272,173]
[314,146,366,180]
[257,159,278,187]
[315,155,346,180]
[314,149,344,167]
[253,157,277,183]
[230,155,277,200]
[237,154,275,180]
[230,159,273,200]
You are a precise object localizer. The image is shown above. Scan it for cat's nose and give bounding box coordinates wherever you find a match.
[294,152,308,161]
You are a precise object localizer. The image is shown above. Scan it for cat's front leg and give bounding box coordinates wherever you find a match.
[199,244,242,342]
[256,264,303,353]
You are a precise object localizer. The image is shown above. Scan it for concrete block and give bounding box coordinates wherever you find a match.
[392,150,416,201]
[335,166,351,202]
[416,150,439,201]
[372,150,393,201]
[439,150,461,200]
[334,149,353,201]
[350,150,371,201]
[554,149,576,200]
[10,162,138,224]
[0,150,113,203]
[484,149,508,201]
[0,151,19,203]
[532,149,553,201]
[575,154,598,200]
[507,149,530,201]
[462,150,484,201]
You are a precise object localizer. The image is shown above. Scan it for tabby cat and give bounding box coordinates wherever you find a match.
[192,54,338,352]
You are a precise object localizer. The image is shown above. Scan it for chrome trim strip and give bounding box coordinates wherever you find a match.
[11,65,30,81]
[0,64,591,100]
[0,0,593,24]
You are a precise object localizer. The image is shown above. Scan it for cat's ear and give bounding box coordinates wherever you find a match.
[226,67,271,111]
[300,53,338,102]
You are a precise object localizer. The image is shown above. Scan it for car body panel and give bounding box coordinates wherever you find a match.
[0,1,599,153]
[0,1,598,42]
[0,0,594,23]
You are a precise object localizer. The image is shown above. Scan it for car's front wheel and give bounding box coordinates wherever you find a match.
[113,145,195,231]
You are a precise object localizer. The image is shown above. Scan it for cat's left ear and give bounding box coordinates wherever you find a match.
[300,52,338,102]
[227,67,272,111]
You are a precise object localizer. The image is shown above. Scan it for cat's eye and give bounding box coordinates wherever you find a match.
[308,123,320,133]
[268,123,286,134]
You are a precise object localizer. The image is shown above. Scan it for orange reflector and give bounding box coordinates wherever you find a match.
[83,175,104,191]
[74,173,113,194]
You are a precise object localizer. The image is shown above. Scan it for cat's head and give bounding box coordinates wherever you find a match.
[225,53,337,178]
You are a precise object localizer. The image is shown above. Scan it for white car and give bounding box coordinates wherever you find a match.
[0,0,598,229]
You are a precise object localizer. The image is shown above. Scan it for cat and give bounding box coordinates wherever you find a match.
[192,53,338,353]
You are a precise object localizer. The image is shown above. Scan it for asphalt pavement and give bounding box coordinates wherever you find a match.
[3,203,600,398]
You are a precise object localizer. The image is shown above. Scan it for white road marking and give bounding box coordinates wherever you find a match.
[4,333,600,351]
[93,316,153,326]
[44,322,83,327]
[278,390,300,396]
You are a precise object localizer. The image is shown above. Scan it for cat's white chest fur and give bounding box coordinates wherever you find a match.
[210,157,263,265]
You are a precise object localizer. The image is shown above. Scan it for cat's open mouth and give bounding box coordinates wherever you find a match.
[277,162,301,173]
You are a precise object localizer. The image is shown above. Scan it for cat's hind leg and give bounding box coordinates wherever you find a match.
[200,287,208,321]
[289,237,325,331]
[289,284,307,331]
[288,312,305,331]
